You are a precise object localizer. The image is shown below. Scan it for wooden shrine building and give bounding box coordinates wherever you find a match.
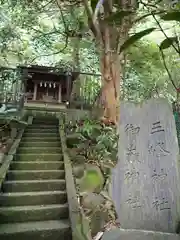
[18,65,79,108]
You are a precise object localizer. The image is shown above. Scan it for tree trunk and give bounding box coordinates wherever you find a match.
[100,51,121,124]
[98,22,126,124]
[71,36,81,100]
[82,0,137,124]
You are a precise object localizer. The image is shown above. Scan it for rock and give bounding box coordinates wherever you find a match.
[73,215,92,240]
[66,133,83,147]
[73,155,86,164]
[79,164,104,193]
[102,229,180,240]
[81,192,105,209]
[89,196,117,237]
[76,142,89,150]
[68,148,86,164]
[80,192,108,236]
[73,164,85,178]
[75,156,86,164]
[113,99,180,232]
[68,148,79,157]
[90,210,109,237]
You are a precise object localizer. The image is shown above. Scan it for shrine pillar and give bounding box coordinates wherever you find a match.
[58,84,62,103]
[66,71,71,101]
[33,82,37,100]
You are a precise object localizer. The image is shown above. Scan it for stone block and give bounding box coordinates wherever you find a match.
[111,99,180,233]
[102,228,180,240]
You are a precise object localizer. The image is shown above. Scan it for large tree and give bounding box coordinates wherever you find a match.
[81,0,180,124]
[81,0,139,123]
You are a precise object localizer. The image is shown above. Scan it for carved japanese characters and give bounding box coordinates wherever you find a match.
[111,99,180,233]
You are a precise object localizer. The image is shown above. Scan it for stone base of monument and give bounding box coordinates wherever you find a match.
[102,228,180,240]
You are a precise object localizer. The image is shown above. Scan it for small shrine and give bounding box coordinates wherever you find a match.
[18,65,79,105]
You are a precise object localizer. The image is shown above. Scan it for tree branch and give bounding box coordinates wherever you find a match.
[31,29,61,40]
[159,48,177,90]
[139,0,159,9]
[31,0,57,15]
[140,3,180,55]
[41,0,55,9]
[30,34,69,63]
[152,14,179,54]
[173,27,180,53]
[28,0,70,63]
[56,0,69,33]
[82,0,101,39]
[134,10,165,23]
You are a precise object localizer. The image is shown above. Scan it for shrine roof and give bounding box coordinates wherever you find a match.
[18,64,101,77]
[18,64,77,76]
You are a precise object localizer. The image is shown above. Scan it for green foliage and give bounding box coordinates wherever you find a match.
[80,168,104,192]
[66,118,118,198]
[66,118,118,165]
[0,0,99,73]
[0,68,21,95]
[105,10,133,25]
[161,11,180,21]
[124,40,177,102]
[159,37,178,50]
[120,28,155,53]
[0,0,179,106]
[76,119,102,139]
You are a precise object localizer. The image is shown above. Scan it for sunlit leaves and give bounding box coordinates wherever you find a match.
[159,37,178,50]
[125,40,178,102]
[80,40,93,49]
[120,28,155,53]
[53,43,66,50]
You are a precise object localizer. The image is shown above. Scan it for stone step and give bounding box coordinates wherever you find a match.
[0,191,67,206]
[7,170,65,180]
[10,161,64,170]
[33,116,58,119]
[33,117,58,121]
[27,124,58,129]
[32,119,58,125]
[19,141,61,148]
[23,132,59,138]
[0,220,71,240]
[14,154,63,162]
[2,179,66,192]
[17,147,62,154]
[24,128,58,133]
[0,204,69,223]
[21,137,60,142]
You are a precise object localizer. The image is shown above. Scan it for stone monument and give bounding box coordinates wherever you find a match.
[103,99,180,239]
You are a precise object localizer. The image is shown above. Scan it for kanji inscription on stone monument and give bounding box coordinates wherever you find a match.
[152,197,171,211]
[111,99,180,233]
[148,121,170,157]
[125,123,140,163]
[151,168,167,183]
[126,195,142,209]
[124,168,139,184]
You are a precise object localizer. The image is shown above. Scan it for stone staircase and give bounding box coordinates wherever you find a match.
[0,116,72,240]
